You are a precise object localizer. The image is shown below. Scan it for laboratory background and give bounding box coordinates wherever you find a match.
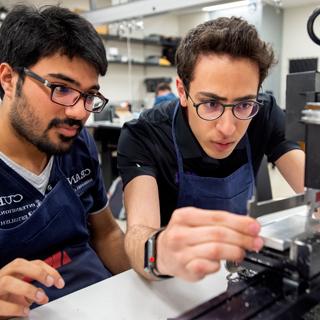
[1,0,320,319]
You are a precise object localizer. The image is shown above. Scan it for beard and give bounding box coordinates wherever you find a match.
[9,94,83,155]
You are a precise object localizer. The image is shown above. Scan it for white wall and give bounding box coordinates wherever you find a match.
[178,11,209,36]
[144,13,180,37]
[260,3,283,103]
[281,3,320,108]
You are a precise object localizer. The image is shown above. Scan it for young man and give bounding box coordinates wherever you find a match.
[118,17,305,281]
[0,5,129,318]
[154,82,177,106]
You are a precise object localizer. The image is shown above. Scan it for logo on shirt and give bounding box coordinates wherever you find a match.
[0,198,42,228]
[0,194,23,207]
[66,168,94,194]
[67,168,91,185]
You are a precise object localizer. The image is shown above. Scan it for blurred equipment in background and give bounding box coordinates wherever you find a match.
[286,71,320,148]
[160,36,180,66]
[138,34,180,66]
[144,77,172,93]
[94,105,115,122]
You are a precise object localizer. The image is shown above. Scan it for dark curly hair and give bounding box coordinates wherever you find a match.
[176,16,276,90]
[0,4,107,99]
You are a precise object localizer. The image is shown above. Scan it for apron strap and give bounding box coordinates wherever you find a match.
[171,102,185,177]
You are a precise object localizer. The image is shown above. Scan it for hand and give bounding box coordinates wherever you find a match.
[156,207,263,282]
[0,258,65,318]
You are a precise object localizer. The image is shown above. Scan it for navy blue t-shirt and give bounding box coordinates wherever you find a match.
[0,129,108,229]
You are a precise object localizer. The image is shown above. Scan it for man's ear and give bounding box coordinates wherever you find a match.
[0,63,17,100]
[175,77,188,108]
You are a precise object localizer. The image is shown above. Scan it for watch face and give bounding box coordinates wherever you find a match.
[144,237,156,272]
[143,229,173,279]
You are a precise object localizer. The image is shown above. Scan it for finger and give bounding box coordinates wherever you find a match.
[5,293,33,308]
[0,300,29,318]
[177,226,263,251]
[171,207,261,235]
[0,275,49,305]
[184,242,248,264]
[1,258,64,289]
[32,260,65,289]
[184,259,221,282]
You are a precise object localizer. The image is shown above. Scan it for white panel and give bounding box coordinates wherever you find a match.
[82,0,222,24]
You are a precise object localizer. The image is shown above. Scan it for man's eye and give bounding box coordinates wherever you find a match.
[204,101,220,109]
[238,101,254,109]
[86,95,95,104]
[54,86,72,95]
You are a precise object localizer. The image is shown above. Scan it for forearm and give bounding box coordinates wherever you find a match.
[275,149,305,193]
[92,227,131,275]
[124,224,159,280]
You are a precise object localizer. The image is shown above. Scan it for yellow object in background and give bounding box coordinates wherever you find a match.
[159,57,171,66]
[95,25,109,35]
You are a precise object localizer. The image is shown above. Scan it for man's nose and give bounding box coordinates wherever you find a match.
[64,97,89,121]
[215,108,236,136]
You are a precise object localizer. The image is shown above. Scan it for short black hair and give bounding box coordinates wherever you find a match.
[155,82,172,95]
[0,4,107,99]
[176,16,276,90]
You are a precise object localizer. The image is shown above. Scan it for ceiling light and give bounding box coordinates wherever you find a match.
[0,6,8,23]
[202,0,251,12]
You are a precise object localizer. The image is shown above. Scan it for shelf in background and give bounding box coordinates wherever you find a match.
[101,34,180,47]
[108,60,175,67]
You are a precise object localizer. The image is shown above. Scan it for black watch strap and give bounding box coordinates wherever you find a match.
[144,227,173,279]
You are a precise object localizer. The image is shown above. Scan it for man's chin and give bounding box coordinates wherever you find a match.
[38,138,75,155]
[204,146,235,159]
[56,139,75,153]
[208,153,231,160]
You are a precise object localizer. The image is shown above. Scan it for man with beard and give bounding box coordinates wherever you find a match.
[0,5,129,318]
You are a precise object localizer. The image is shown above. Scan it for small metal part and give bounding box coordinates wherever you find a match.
[225,261,241,273]
[301,109,320,124]
[248,193,305,219]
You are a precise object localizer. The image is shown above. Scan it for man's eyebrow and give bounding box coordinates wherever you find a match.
[233,94,257,101]
[196,91,257,101]
[196,91,226,101]
[47,73,100,91]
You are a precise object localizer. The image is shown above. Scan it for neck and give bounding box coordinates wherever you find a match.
[0,114,49,175]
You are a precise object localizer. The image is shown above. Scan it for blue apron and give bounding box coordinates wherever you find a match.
[171,102,254,214]
[0,160,111,302]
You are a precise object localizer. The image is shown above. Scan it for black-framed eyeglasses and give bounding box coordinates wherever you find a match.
[21,68,109,113]
[185,90,261,121]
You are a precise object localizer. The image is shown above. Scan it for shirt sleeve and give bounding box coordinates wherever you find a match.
[117,119,158,188]
[262,94,301,163]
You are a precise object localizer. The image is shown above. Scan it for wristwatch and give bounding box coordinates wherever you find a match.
[144,227,172,279]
